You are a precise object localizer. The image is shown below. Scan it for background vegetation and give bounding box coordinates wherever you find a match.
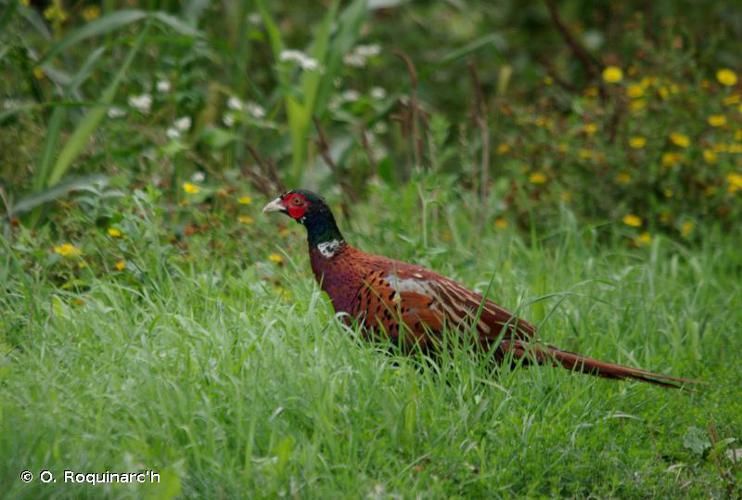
[1,0,740,497]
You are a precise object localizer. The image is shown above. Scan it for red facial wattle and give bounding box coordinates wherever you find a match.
[283,193,309,220]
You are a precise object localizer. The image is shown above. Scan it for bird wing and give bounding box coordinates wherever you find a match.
[350,258,535,348]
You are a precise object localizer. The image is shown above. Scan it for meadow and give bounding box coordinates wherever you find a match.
[1,0,741,498]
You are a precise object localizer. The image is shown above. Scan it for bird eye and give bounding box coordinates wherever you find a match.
[291,197,303,205]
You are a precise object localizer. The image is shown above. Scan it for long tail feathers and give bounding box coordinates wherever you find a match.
[500,339,697,388]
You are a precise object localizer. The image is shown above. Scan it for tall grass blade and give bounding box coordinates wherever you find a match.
[9,174,108,217]
[45,23,150,189]
[33,47,106,193]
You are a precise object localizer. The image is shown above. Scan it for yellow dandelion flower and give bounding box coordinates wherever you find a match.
[494,218,508,229]
[497,143,511,155]
[669,132,690,148]
[626,84,644,98]
[629,99,647,112]
[661,152,683,167]
[629,136,646,149]
[53,243,82,258]
[43,4,68,23]
[622,214,642,227]
[735,129,742,141]
[716,68,738,87]
[703,149,718,164]
[727,172,742,193]
[635,232,652,246]
[82,5,100,21]
[707,115,726,127]
[680,221,694,237]
[583,123,598,135]
[658,86,670,100]
[114,260,126,271]
[237,195,253,205]
[616,172,631,184]
[182,182,200,194]
[107,227,123,238]
[729,144,742,153]
[602,66,623,84]
[238,215,254,225]
[529,172,547,184]
[33,66,45,80]
[268,253,284,264]
[722,94,740,106]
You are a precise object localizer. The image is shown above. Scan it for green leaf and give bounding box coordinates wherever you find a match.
[682,426,711,455]
[428,32,507,72]
[255,0,285,60]
[34,47,106,193]
[151,11,203,37]
[8,174,108,217]
[314,0,368,114]
[46,23,150,188]
[38,10,148,65]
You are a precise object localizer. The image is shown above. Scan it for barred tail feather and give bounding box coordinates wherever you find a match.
[500,339,696,388]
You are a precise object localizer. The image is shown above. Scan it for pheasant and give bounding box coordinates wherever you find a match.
[263,189,692,388]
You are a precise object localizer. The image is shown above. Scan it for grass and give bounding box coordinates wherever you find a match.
[1,186,740,498]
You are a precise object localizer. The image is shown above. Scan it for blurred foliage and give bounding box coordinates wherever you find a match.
[0,0,740,240]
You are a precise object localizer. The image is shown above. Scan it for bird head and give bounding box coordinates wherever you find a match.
[263,189,343,246]
[262,189,330,224]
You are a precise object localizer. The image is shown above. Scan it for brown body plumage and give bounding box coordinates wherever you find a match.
[265,189,694,388]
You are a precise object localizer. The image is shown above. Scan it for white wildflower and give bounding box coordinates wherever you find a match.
[299,56,319,71]
[128,94,152,114]
[343,52,366,68]
[223,114,235,127]
[343,44,381,68]
[166,127,180,140]
[341,89,360,102]
[246,102,265,119]
[191,171,205,182]
[370,87,387,100]
[156,80,171,93]
[279,49,319,71]
[248,12,261,25]
[279,49,305,63]
[107,106,126,119]
[355,44,380,58]
[174,116,191,131]
[227,96,243,111]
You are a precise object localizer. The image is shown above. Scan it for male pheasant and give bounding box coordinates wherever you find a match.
[263,189,691,388]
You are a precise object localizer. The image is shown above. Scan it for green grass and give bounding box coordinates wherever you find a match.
[1,187,740,498]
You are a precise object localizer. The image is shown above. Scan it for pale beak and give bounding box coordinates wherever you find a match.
[262,197,286,214]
